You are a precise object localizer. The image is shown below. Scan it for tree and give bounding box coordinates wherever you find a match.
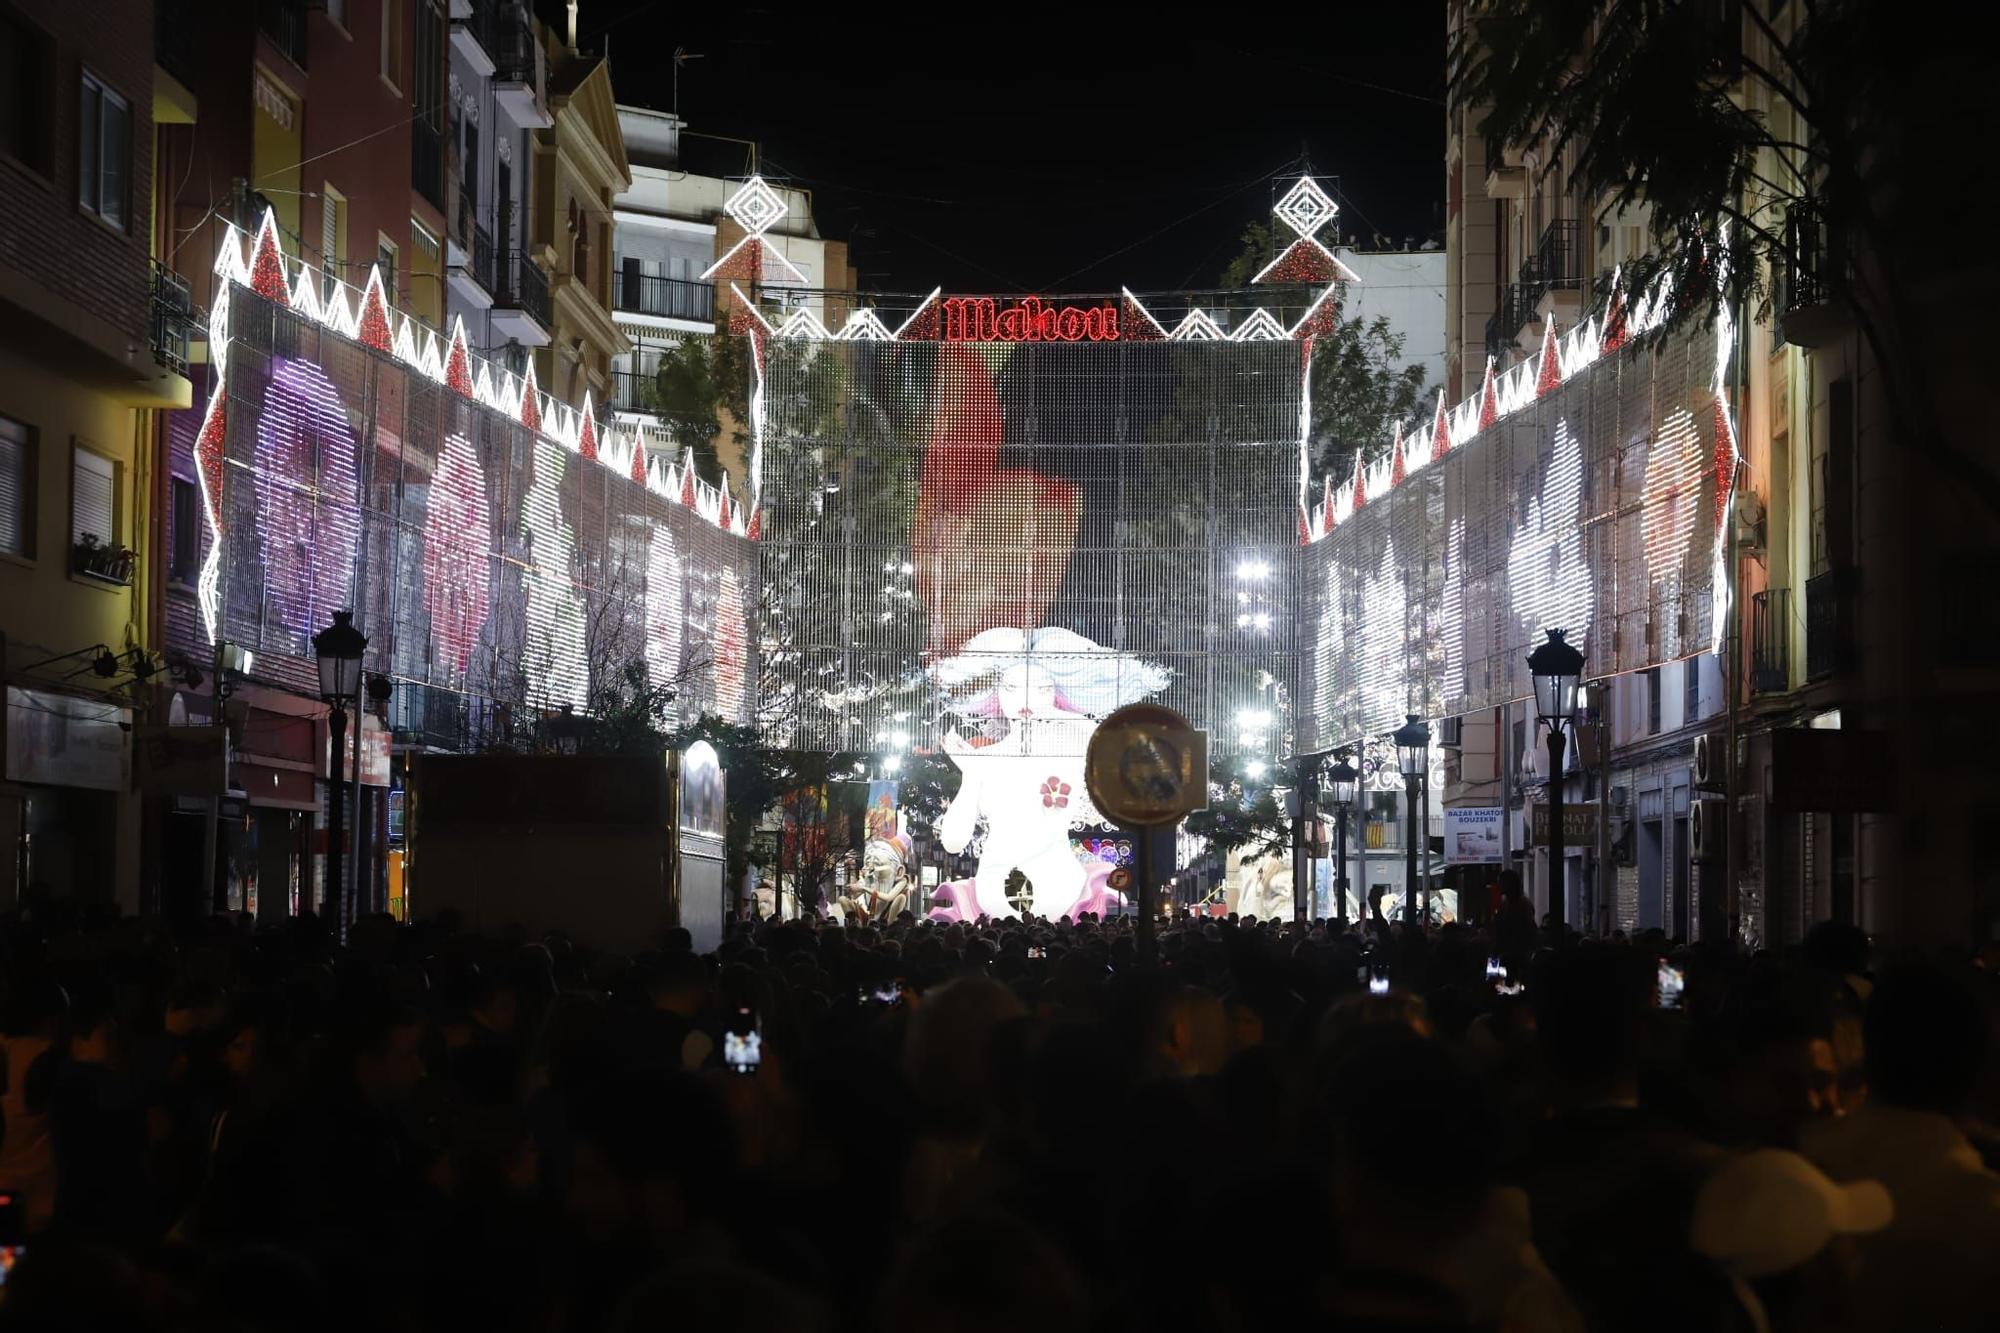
[1451,0,2000,515]
[648,333,750,488]
[1217,227,1431,483]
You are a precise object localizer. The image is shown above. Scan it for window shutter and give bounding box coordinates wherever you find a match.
[322,192,340,288]
[0,418,30,557]
[72,448,115,546]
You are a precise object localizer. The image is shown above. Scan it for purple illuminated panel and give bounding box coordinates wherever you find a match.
[255,357,363,641]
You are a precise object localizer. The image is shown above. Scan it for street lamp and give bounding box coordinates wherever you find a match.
[1320,754,1359,928]
[1528,628,1585,934]
[313,610,367,932]
[1393,714,1430,928]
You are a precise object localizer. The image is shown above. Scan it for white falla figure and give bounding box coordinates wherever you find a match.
[933,627,1168,919]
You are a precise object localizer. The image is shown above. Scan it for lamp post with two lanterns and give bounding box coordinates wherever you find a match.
[1318,754,1359,929]
[313,611,367,933]
[1527,628,1585,934]
[1392,714,1430,927]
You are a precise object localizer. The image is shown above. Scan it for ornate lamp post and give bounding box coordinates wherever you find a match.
[1392,714,1430,928]
[313,611,367,932]
[1528,628,1585,934]
[1320,753,1359,928]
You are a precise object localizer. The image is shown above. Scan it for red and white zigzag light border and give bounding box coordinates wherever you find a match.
[193,208,753,643]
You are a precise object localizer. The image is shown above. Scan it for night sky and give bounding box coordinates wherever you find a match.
[566,2,1446,296]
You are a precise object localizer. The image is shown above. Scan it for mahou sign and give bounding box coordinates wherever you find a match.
[941,296,1119,342]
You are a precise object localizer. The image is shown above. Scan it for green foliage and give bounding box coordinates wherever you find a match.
[1217,232,1430,484]
[1219,221,1283,290]
[1307,315,1432,479]
[1451,0,2000,513]
[1184,767,1289,860]
[649,334,750,488]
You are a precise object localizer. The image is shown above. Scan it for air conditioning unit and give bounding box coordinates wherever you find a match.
[1693,735,1726,792]
[1691,797,1727,861]
[1438,716,1463,749]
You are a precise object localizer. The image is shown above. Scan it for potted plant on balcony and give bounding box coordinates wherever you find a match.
[72,533,137,585]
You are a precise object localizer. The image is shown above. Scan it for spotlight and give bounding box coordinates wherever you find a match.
[92,648,120,677]
[1245,760,1268,780]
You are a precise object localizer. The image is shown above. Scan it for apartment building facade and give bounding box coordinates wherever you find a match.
[529,26,628,409]
[608,104,858,485]
[444,0,555,377]
[1439,2,1995,947]
[1,0,194,911]
[145,0,484,919]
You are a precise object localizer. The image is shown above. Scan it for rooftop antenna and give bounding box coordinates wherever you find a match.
[673,48,705,118]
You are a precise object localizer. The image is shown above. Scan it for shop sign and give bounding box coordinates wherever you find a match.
[1444,806,1504,864]
[134,724,227,796]
[5,686,129,791]
[1530,802,1599,846]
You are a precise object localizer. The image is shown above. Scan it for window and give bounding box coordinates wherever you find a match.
[495,155,512,252]
[167,475,199,584]
[0,7,54,176]
[1645,667,1663,736]
[409,219,442,328]
[377,235,398,304]
[1684,655,1702,721]
[78,70,130,228]
[326,0,348,30]
[71,446,115,547]
[0,413,34,559]
[380,0,404,90]
[320,184,346,301]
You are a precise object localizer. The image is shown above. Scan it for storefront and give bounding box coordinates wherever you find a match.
[2,685,134,909]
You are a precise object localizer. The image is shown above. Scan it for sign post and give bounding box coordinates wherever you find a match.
[1084,704,1207,965]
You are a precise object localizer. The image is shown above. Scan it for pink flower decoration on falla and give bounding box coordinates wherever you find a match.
[1040,777,1072,809]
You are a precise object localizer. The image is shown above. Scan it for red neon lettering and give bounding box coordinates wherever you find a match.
[936,297,1121,343]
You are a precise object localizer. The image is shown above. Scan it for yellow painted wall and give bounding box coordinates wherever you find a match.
[251,65,304,241]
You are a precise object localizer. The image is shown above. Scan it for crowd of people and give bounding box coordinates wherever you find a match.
[0,886,1995,1332]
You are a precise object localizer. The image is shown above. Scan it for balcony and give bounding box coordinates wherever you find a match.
[1780,200,1848,349]
[156,0,200,89]
[450,0,497,77]
[1486,283,1539,365]
[1484,135,1526,200]
[609,369,653,413]
[616,272,716,324]
[1751,587,1791,696]
[257,0,308,71]
[412,120,446,212]
[492,251,551,345]
[149,260,194,377]
[1530,219,1586,325]
[490,4,553,128]
[448,218,496,309]
[1806,568,1855,681]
